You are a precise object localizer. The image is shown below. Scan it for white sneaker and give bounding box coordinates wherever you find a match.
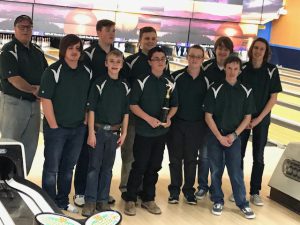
[73,195,85,207]
[65,203,79,213]
[250,194,264,206]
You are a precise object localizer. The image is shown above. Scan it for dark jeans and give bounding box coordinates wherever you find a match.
[85,129,118,203]
[197,134,210,192]
[74,130,89,195]
[208,132,248,209]
[125,134,166,202]
[167,119,206,197]
[240,117,270,195]
[42,125,86,209]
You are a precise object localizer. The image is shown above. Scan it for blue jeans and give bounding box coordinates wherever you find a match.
[85,129,118,203]
[208,132,248,209]
[0,94,40,174]
[42,124,86,209]
[197,136,210,192]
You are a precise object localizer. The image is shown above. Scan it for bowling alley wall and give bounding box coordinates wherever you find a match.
[0,0,284,55]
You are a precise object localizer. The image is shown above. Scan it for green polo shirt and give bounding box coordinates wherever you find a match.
[172,67,208,122]
[201,58,225,85]
[130,73,178,137]
[87,75,129,125]
[239,62,282,117]
[203,80,256,133]
[0,38,48,101]
[39,59,92,128]
[124,49,170,86]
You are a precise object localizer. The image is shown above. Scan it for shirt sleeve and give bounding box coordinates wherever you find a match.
[202,88,216,114]
[244,88,256,115]
[269,67,282,94]
[0,50,19,79]
[86,79,99,111]
[38,68,56,99]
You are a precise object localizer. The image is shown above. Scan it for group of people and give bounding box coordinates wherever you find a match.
[0,15,282,220]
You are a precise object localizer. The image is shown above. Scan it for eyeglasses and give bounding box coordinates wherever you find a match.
[188,54,204,59]
[150,57,166,62]
[17,25,33,31]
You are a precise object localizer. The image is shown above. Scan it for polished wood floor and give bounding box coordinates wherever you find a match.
[27,136,300,225]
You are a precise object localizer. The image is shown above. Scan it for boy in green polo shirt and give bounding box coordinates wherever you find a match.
[203,55,256,219]
[82,50,129,217]
[123,47,178,216]
[39,34,91,213]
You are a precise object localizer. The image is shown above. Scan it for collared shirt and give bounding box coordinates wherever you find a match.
[239,62,282,117]
[130,72,178,137]
[172,66,208,122]
[123,49,170,87]
[201,58,225,84]
[39,59,92,128]
[87,75,129,125]
[203,80,256,132]
[0,38,48,101]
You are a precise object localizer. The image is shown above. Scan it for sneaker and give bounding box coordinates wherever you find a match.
[168,195,179,204]
[229,193,235,202]
[185,195,197,205]
[241,206,256,219]
[211,203,223,216]
[73,194,85,207]
[124,201,136,216]
[108,195,116,204]
[96,202,111,212]
[141,201,162,214]
[82,202,96,217]
[65,203,79,213]
[195,189,207,200]
[250,194,264,206]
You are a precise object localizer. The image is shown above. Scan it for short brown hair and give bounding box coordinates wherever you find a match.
[214,36,234,53]
[96,19,115,31]
[14,15,33,27]
[187,44,204,56]
[59,34,83,59]
[106,49,124,60]
[224,55,242,69]
[248,37,271,64]
[139,26,157,42]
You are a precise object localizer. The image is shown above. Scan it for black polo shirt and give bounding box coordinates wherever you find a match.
[203,80,256,133]
[172,67,208,122]
[130,73,178,137]
[39,59,92,128]
[123,49,170,86]
[0,38,48,101]
[87,75,129,125]
[201,58,225,85]
[83,42,117,78]
[239,62,282,117]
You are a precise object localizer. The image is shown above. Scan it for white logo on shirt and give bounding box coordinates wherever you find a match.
[84,65,93,80]
[174,71,184,81]
[122,82,131,96]
[240,84,252,98]
[204,76,214,90]
[202,62,213,71]
[85,47,96,61]
[267,67,276,79]
[137,75,150,91]
[9,44,18,61]
[96,80,107,96]
[212,84,223,99]
[126,55,140,69]
[51,64,62,83]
